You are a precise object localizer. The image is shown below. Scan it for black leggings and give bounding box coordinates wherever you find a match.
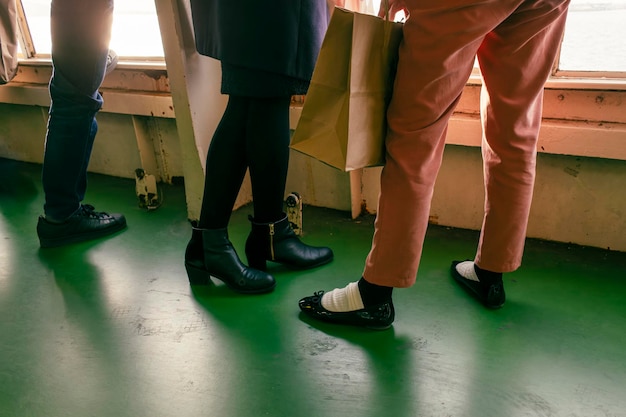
[198,95,291,229]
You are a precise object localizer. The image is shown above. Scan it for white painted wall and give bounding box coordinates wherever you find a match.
[1,99,625,252]
[1,0,624,252]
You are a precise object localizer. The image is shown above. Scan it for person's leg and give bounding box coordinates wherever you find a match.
[37,0,126,248]
[198,96,249,229]
[299,0,528,327]
[244,96,333,270]
[245,96,291,223]
[452,0,570,308]
[476,0,570,272]
[42,0,113,221]
[188,95,276,294]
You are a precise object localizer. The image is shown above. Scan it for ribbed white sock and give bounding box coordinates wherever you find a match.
[455,261,480,282]
[321,281,365,312]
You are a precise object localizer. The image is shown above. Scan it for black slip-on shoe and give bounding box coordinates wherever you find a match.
[37,204,127,248]
[451,260,505,309]
[299,291,394,330]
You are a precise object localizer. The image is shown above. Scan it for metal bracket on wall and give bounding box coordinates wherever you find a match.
[285,192,302,235]
[135,168,161,210]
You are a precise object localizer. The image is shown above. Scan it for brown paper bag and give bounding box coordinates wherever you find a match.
[0,0,19,84]
[290,7,403,171]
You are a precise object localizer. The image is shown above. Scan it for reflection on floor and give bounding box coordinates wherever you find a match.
[1,157,625,417]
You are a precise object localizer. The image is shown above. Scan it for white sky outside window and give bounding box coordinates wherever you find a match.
[559,0,626,72]
[17,0,626,73]
[20,0,163,58]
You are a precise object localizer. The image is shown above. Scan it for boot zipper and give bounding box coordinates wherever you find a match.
[269,223,275,260]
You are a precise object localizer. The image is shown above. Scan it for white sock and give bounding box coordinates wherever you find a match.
[321,281,365,312]
[455,261,480,282]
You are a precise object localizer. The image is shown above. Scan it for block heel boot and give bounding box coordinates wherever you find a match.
[184,224,276,294]
[245,215,333,271]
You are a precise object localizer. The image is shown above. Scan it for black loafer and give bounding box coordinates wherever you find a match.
[451,261,505,309]
[299,291,394,330]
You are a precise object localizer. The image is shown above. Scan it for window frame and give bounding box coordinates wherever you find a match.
[12,0,626,84]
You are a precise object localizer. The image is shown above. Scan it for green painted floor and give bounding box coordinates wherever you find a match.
[1,157,625,417]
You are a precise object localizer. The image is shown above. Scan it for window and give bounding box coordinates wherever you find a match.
[559,0,626,73]
[110,1,164,58]
[364,0,626,76]
[14,0,625,75]
[19,0,164,59]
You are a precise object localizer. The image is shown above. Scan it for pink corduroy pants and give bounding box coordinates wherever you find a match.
[362,0,570,288]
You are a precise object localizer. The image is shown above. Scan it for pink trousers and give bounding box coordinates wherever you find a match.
[362,0,570,288]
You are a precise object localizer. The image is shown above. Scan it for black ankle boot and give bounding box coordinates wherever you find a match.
[245,215,333,271]
[184,224,276,294]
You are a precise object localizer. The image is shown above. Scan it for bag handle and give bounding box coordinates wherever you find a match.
[380,0,408,22]
[381,0,391,21]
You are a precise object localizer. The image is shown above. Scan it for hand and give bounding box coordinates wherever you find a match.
[378,0,409,20]
[327,0,347,8]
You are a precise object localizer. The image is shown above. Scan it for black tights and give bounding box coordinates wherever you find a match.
[198,95,291,229]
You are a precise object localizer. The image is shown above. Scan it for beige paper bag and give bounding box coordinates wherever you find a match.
[0,0,19,84]
[290,7,403,171]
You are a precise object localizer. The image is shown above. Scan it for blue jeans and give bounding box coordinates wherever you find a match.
[42,0,114,221]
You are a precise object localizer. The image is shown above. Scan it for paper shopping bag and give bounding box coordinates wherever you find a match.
[290,7,403,171]
[0,0,19,84]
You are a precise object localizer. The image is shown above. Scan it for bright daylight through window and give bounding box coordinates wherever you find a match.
[559,0,626,72]
[17,0,626,73]
[19,0,163,58]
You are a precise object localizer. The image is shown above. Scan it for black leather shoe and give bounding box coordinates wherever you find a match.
[245,215,334,271]
[184,225,276,294]
[451,260,505,309]
[37,204,126,248]
[299,291,394,330]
